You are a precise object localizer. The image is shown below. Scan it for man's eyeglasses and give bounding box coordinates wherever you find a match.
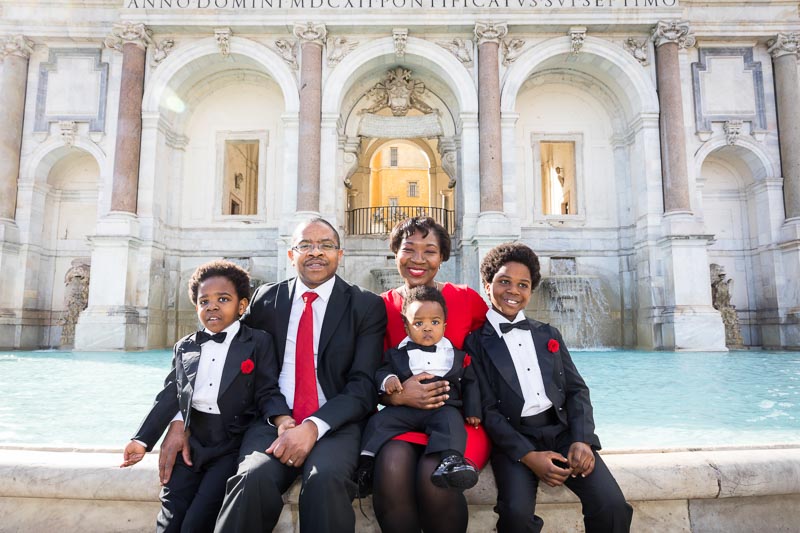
[292,242,340,253]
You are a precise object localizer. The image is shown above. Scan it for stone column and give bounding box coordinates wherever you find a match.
[769,33,800,219]
[474,22,507,213]
[0,35,34,221]
[294,23,326,213]
[652,20,695,214]
[104,22,151,214]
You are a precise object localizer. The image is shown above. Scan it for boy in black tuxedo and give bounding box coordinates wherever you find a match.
[358,285,481,493]
[120,260,280,533]
[464,243,632,533]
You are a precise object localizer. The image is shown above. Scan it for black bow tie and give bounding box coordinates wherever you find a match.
[406,341,438,353]
[196,330,227,345]
[499,321,531,334]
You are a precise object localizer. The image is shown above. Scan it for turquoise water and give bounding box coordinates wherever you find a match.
[1,349,798,450]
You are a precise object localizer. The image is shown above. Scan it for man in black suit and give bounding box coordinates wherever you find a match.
[212,217,387,533]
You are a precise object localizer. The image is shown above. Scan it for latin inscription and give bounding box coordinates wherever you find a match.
[126,0,677,8]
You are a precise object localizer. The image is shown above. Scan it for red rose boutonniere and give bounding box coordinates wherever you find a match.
[462,354,472,368]
[547,339,560,353]
[240,359,255,374]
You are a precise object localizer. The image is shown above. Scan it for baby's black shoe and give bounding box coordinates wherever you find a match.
[354,457,375,498]
[430,454,479,490]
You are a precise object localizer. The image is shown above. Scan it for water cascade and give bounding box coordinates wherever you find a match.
[531,257,611,350]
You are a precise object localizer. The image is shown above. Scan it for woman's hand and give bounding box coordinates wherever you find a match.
[382,373,449,409]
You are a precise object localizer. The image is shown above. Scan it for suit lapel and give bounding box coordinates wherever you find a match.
[530,320,559,401]
[218,325,253,398]
[318,276,349,357]
[482,322,524,400]
[275,280,294,364]
[180,337,202,386]
[394,347,414,381]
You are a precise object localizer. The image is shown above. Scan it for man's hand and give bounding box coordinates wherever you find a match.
[159,420,191,485]
[273,415,297,437]
[520,450,572,487]
[120,441,146,468]
[465,416,481,428]
[381,373,449,409]
[384,376,403,394]
[567,442,595,477]
[266,419,318,468]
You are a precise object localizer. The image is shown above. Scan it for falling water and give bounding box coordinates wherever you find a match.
[532,258,611,350]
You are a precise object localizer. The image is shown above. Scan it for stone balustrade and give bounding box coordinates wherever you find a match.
[1,446,799,532]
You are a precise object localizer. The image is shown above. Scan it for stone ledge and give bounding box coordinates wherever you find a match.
[1,446,799,532]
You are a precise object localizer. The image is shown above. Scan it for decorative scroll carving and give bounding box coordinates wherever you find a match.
[59,121,78,146]
[215,28,232,57]
[569,27,587,55]
[768,33,800,59]
[361,68,436,116]
[341,137,360,189]
[293,22,327,45]
[437,38,472,65]
[652,20,696,49]
[624,37,649,66]
[438,137,458,189]
[327,36,358,66]
[273,39,298,69]
[724,120,743,145]
[1,35,34,60]
[393,28,408,57]
[151,39,175,66]
[501,38,525,66]
[474,21,508,44]
[104,22,153,51]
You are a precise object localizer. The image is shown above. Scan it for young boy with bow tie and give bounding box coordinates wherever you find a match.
[357,284,482,495]
[120,260,280,533]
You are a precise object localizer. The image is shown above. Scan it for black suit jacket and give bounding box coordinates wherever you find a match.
[464,318,601,462]
[241,275,387,433]
[133,323,280,451]
[376,345,481,419]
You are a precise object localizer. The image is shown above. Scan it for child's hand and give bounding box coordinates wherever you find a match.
[385,376,403,394]
[520,450,571,487]
[274,415,297,437]
[567,442,595,477]
[465,416,481,428]
[120,440,146,468]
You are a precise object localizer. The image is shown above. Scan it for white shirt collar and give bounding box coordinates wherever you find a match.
[294,275,336,304]
[486,308,527,337]
[202,319,240,346]
[398,335,454,351]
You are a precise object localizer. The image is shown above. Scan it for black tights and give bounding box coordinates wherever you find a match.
[372,440,468,533]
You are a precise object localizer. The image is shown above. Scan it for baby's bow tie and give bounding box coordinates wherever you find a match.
[406,341,437,353]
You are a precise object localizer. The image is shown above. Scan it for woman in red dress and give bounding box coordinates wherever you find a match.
[372,217,490,533]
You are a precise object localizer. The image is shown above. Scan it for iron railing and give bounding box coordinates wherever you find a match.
[346,206,456,235]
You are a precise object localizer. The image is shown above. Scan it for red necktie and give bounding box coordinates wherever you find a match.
[293,291,319,422]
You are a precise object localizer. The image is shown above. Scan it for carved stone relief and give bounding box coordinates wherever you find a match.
[624,38,649,66]
[501,38,525,66]
[60,258,91,348]
[569,27,587,55]
[273,39,298,70]
[393,28,408,57]
[151,39,175,67]
[328,36,358,66]
[361,67,436,116]
[215,27,232,57]
[437,38,472,66]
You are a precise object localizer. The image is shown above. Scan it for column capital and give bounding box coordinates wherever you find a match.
[651,20,696,49]
[1,35,34,61]
[104,22,153,52]
[293,22,327,45]
[474,21,508,45]
[768,33,800,59]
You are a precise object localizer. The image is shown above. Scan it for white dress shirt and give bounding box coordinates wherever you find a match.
[381,336,455,391]
[278,276,335,438]
[486,309,553,417]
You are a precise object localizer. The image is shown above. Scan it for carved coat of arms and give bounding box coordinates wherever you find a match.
[362,67,435,116]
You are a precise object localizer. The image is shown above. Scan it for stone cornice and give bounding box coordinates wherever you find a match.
[474,21,507,45]
[652,20,696,49]
[768,33,799,59]
[104,22,153,52]
[293,22,326,45]
[1,35,34,60]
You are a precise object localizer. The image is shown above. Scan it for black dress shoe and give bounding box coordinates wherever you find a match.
[430,455,479,490]
[355,463,374,498]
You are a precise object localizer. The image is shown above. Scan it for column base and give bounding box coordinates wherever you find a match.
[73,306,146,351]
[657,306,728,351]
[464,211,521,290]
